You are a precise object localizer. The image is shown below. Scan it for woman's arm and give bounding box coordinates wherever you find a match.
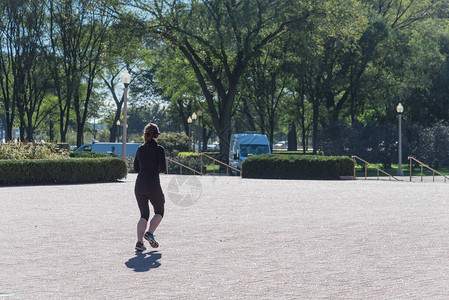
[158,146,166,173]
[133,148,140,173]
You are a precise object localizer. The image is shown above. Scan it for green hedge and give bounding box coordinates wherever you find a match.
[167,156,203,175]
[157,132,189,157]
[0,142,69,160]
[272,150,324,155]
[242,154,354,180]
[177,152,220,159]
[178,152,199,158]
[0,158,127,185]
[201,152,220,160]
[69,151,110,158]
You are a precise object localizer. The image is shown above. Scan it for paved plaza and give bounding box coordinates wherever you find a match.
[1,174,449,299]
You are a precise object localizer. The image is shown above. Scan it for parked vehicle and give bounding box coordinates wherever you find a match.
[75,142,141,158]
[274,141,288,149]
[207,141,220,151]
[229,133,271,170]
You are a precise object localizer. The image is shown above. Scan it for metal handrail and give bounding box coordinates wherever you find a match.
[408,156,449,182]
[200,153,242,176]
[165,157,202,176]
[351,155,401,181]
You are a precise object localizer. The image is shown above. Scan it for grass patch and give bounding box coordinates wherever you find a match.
[178,152,199,158]
[205,165,220,172]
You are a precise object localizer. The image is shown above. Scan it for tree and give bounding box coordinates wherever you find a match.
[0,0,19,140]
[150,44,203,136]
[99,13,149,142]
[123,0,297,163]
[243,43,288,151]
[48,0,113,146]
[0,0,55,141]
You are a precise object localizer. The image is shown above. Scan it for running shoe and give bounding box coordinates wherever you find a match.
[144,232,159,248]
[135,241,147,251]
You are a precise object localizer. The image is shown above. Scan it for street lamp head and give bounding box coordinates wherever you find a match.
[192,112,197,121]
[396,103,404,114]
[187,117,192,124]
[121,69,131,85]
[197,110,202,117]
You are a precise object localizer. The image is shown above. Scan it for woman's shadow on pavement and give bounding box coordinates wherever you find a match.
[125,251,161,272]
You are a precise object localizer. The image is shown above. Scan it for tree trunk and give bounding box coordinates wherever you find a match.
[288,122,297,151]
[312,100,319,155]
[26,125,33,142]
[104,78,124,142]
[242,97,256,131]
[6,111,13,140]
[109,121,120,142]
[49,120,54,141]
[269,114,275,152]
[77,123,84,147]
[218,112,232,166]
[202,128,210,151]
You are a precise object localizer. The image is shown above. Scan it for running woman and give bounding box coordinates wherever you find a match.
[134,123,166,251]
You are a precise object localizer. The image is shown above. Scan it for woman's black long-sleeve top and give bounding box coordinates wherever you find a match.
[134,140,166,184]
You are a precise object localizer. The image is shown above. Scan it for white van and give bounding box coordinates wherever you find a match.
[75,142,141,158]
[229,133,271,170]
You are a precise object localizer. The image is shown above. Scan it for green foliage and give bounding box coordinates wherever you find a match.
[272,151,323,155]
[168,152,224,174]
[57,143,70,150]
[69,152,110,158]
[167,156,203,175]
[242,154,354,180]
[0,142,69,160]
[178,152,221,159]
[201,152,221,160]
[178,152,198,158]
[2,0,449,168]
[414,122,449,168]
[157,132,189,157]
[0,158,127,185]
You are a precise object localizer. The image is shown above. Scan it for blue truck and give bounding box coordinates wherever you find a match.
[229,133,271,170]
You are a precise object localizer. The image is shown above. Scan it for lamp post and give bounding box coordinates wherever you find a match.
[116,120,120,142]
[187,116,192,152]
[192,112,197,152]
[396,103,404,176]
[121,69,131,159]
[197,110,202,153]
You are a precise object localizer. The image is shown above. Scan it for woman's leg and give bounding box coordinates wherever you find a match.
[136,194,150,243]
[137,218,147,243]
[148,214,163,234]
[148,191,165,234]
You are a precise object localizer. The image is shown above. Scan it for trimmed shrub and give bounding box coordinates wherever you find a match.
[177,152,220,159]
[70,152,110,158]
[57,143,70,150]
[0,158,127,185]
[242,154,354,180]
[158,132,189,157]
[200,152,220,160]
[272,151,324,155]
[414,121,449,169]
[167,156,203,175]
[178,152,198,158]
[164,152,223,174]
[0,142,69,159]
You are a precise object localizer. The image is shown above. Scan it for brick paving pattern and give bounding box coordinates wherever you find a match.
[1,174,449,299]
